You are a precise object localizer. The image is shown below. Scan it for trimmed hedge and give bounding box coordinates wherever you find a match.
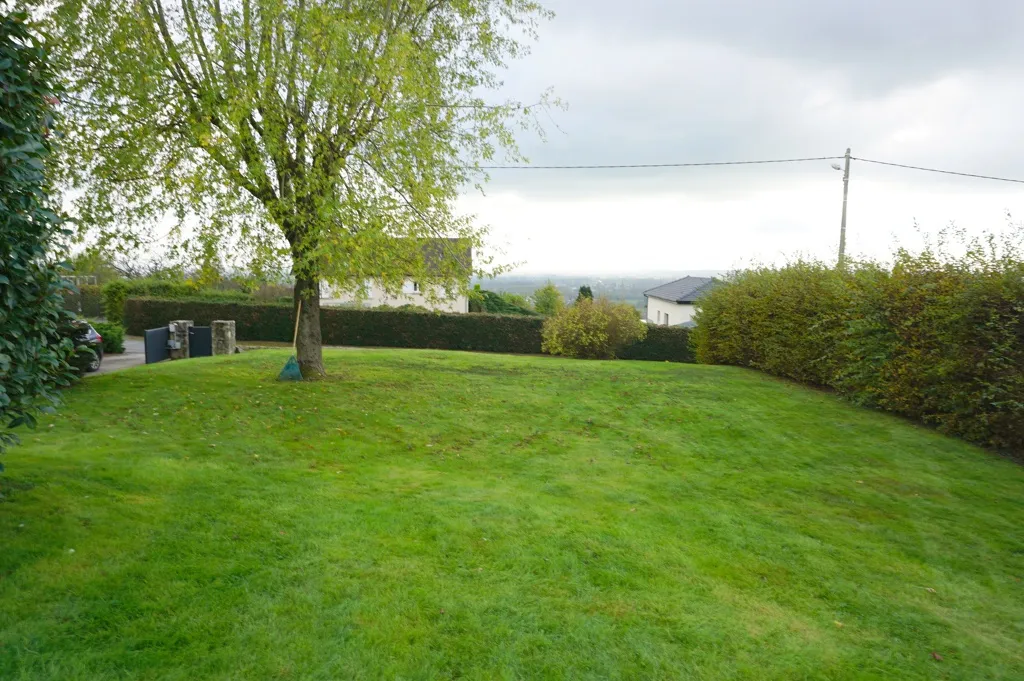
[692,256,1024,454]
[125,297,697,362]
[125,298,545,354]
[619,325,694,363]
[104,279,254,323]
[63,283,103,317]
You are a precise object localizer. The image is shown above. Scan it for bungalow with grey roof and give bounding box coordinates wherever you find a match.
[643,276,719,327]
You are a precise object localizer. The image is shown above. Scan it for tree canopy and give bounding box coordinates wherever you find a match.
[48,0,554,376]
[532,280,563,315]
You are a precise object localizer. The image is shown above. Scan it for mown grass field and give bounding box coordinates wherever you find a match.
[1,349,1022,680]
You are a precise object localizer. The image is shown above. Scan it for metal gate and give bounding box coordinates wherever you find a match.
[144,327,170,364]
[189,326,213,357]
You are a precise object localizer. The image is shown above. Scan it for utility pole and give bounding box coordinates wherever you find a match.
[837,147,851,268]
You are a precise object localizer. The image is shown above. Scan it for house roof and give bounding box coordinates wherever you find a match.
[643,276,719,304]
[420,238,472,273]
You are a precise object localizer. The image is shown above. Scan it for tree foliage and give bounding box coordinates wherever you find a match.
[576,285,593,302]
[0,11,79,466]
[49,0,554,376]
[532,280,563,316]
[468,286,536,315]
[542,297,647,359]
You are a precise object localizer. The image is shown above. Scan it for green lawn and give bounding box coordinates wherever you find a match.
[2,350,1022,680]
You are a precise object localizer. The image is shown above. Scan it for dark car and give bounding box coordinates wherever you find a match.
[66,320,104,373]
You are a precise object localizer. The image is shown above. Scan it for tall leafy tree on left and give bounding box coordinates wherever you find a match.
[0,11,79,470]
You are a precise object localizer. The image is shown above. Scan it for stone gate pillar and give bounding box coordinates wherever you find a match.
[212,320,236,356]
[169,319,193,359]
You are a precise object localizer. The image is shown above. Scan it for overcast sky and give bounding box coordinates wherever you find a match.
[464,0,1024,274]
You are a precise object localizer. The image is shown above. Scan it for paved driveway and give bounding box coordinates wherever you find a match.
[91,338,146,375]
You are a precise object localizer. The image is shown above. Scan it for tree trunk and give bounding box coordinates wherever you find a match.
[294,274,325,378]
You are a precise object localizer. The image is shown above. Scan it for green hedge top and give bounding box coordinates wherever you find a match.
[125,298,545,354]
[125,297,696,362]
[619,325,694,363]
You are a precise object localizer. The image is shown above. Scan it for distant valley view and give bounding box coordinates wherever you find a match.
[473,272,724,310]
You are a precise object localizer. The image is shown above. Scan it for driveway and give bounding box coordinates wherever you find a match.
[91,338,146,375]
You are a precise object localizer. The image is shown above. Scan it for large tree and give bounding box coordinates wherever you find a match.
[49,0,553,377]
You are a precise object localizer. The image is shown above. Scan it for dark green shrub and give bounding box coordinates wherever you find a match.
[63,283,103,317]
[619,326,694,363]
[542,298,647,359]
[92,322,125,354]
[576,285,593,301]
[1,14,79,463]
[80,284,103,316]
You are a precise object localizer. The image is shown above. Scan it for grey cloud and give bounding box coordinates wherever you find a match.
[543,0,1024,91]
[480,0,1024,197]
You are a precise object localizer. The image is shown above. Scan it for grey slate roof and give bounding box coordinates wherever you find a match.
[419,238,472,273]
[643,276,719,304]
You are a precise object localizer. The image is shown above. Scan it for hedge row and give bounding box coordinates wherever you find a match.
[124,297,695,361]
[692,256,1024,454]
[105,279,254,323]
[63,283,103,317]
[125,298,545,354]
[618,325,694,363]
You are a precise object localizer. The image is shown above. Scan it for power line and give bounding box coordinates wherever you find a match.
[477,156,844,170]
[477,154,1024,185]
[851,157,1024,185]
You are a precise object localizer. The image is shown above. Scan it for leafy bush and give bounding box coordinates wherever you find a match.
[576,285,593,301]
[500,292,532,310]
[1,13,79,464]
[542,298,647,359]
[92,322,126,354]
[468,286,538,315]
[692,235,1024,454]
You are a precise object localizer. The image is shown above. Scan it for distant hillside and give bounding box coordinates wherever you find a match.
[473,273,724,310]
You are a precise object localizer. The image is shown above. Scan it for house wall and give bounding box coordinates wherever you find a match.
[645,297,697,326]
[321,278,469,314]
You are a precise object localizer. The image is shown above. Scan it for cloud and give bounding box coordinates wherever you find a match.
[461,1,1024,273]
[481,0,1024,195]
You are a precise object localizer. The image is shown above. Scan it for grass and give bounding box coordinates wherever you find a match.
[1,349,1023,680]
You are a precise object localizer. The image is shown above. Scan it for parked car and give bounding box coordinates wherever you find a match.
[66,320,103,373]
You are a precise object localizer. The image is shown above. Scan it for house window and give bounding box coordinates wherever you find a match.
[657,310,662,323]
[402,280,420,295]
[664,313,669,326]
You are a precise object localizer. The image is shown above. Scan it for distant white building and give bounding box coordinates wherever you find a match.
[643,276,719,327]
[321,239,471,314]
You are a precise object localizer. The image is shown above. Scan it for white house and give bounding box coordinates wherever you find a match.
[321,239,471,313]
[643,276,718,327]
